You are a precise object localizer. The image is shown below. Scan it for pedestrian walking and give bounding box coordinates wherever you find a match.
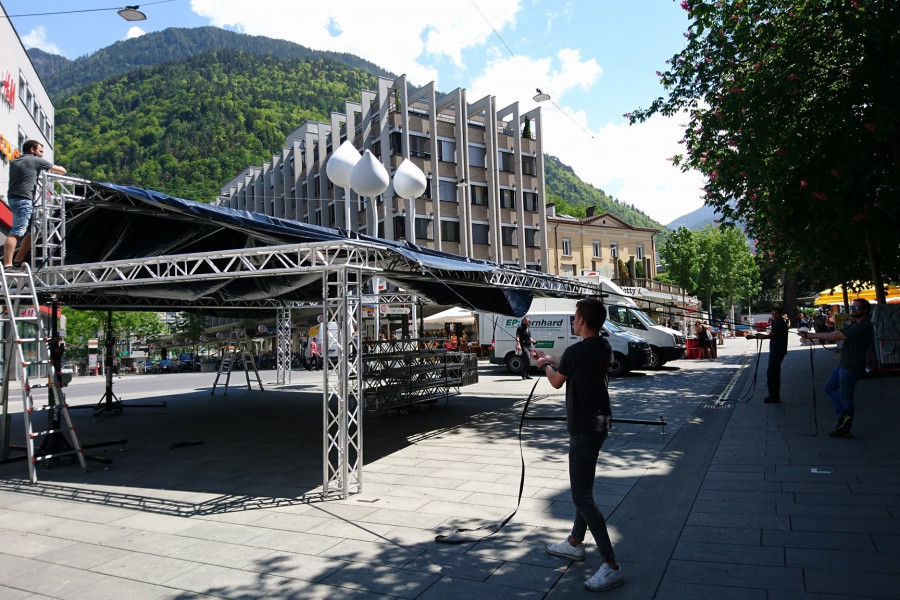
[3,140,67,270]
[801,299,874,437]
[531,298,624,592]
[516,316,534,379]
[748,307,788,403]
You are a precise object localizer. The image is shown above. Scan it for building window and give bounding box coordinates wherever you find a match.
[522,155,537,176]
[593,241,602,258]
[468,144,486,168]
[472,223,489,244]
[415,217,432,240]
[470,184,488,206]
[390,131,402,155]
[19,74,26,103]
[439,179,457,203]
[498,150,515,172]
[636,244,644,261]
[562,238,572,256]
[378,220,385,238]
[500,188,515,210]
[524,228,539,247]
[441,220,460,242]
[610,242,619,259]
[328,204,335,224]
[372,140,381,159]
[393,215,406,239]
[438,139,456,162]
[410,135,430,159]
[523,192,539,212]
[501,226,516,246]
[562,264,575,276]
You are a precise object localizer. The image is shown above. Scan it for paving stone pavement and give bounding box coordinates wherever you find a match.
[1,334,897,599]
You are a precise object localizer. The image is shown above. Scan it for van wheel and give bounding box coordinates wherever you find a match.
[648,347,663,369]
[608,352,629,377]
[506,353,525,375]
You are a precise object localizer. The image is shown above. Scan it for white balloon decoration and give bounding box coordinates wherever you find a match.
[349,150,391,197]
[393,159,427,200]
[325,140,361,188]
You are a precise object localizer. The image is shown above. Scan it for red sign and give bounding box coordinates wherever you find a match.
[1,72,15,108]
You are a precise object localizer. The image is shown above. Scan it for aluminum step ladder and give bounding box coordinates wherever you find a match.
[0,264,86,483]
[211,328,263,395]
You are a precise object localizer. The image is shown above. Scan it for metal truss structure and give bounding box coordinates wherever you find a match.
[361,343,467,413]
[0,174,606,497]
[275,307,292,386]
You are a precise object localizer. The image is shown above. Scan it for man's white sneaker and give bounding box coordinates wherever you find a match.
[584,563,624,592]
[546,538,585,561]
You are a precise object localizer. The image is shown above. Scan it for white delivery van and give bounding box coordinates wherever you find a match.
[484,311,651,376]
[571,277,687,367]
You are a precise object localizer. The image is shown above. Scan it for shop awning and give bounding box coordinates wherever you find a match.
[814,283,900,306]
[423,307,476,325]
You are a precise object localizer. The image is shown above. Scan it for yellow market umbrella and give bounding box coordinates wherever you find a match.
[814,283,900,306]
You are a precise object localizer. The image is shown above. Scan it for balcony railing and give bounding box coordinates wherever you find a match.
[613,278,688,297]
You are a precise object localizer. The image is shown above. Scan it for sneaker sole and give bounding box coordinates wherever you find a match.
[547,548,585,561]
[585,577,625,592]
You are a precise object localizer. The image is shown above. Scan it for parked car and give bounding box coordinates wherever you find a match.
[61,364,76,375]
[733,324,753,338]
[178,352,201,372]
[156,359,175,373]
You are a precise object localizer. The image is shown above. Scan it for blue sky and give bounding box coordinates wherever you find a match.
[6,0,705,224]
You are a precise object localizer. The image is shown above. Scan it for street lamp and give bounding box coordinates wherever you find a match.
[117,6,147,21]
[533,88,551,103]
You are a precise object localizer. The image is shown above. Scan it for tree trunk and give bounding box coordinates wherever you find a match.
[782,269,797,315]
[865,229,887,305]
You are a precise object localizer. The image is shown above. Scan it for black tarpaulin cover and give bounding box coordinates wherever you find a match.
[61,183,535,316]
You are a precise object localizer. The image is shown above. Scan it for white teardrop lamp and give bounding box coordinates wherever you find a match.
[349,150,391,197]
[392,159,427,200]
[326,140,361,188]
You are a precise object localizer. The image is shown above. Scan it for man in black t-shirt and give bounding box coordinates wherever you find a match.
[515,317,533,379]
[531,298,624,592]
[801,299,874,438]
[748,307,789,403]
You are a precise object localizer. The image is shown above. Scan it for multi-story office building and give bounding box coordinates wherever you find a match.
[545,205,660,279]
[0,2,57,231]
[217,75,549,270]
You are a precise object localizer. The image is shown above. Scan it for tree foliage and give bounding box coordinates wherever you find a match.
[661,225,759,314]
[62,308,166,360]
[631,0,900,301]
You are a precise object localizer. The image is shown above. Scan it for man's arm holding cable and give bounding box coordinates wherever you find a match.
[530,349,567,389]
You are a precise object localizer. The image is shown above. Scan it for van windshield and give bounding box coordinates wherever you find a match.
[603,321,625,334]
[629,308,656,328]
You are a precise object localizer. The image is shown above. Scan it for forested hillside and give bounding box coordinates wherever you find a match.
[54,49,379,201]
[545,155,664,229]
[35,26,395,102]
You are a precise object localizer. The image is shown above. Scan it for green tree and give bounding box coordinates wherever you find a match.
[630,0,900,303]
[659,226,700,293]
[62,308,165,361]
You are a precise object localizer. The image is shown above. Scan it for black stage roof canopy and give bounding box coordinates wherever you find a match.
[45,182,593,316]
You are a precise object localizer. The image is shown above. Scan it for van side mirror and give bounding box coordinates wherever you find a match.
[601,329,609,337]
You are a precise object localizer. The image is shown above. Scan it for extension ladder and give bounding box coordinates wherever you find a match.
[0,264,86,483]
[211,328,263,395]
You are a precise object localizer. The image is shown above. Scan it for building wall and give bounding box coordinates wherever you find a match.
[217,75,549,270]
[545,212,658,278]
[0,4,56,206]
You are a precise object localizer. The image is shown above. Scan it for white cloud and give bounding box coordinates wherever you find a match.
[21,26,64,56]
[190,0,520,87]
[125,26,146,40]
[469,52,703,224]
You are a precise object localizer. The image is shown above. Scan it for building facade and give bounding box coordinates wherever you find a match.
[545,205,659,279]
[216,75,549,269]
[0,2,57,228]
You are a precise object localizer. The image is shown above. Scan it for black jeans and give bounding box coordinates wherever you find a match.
[569,432,615,562]
[520,346,532,378]
[767,351,786,400]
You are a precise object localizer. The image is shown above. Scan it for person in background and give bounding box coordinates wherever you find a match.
[801,299,874,437]
[747,307,788,403]
[516,316,534,379]
[4,140,67,270]
[696,322,712,359]
[531,298,624,593]
[309,337,321,370]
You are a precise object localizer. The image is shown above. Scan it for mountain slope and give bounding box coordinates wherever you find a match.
[25,47,71,81]
[54,48,380,201]
[35,26,396,102]
[545,155,665,230]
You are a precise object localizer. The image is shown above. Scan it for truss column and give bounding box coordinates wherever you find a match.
[322,267,363,498]
[275,306,292,385]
